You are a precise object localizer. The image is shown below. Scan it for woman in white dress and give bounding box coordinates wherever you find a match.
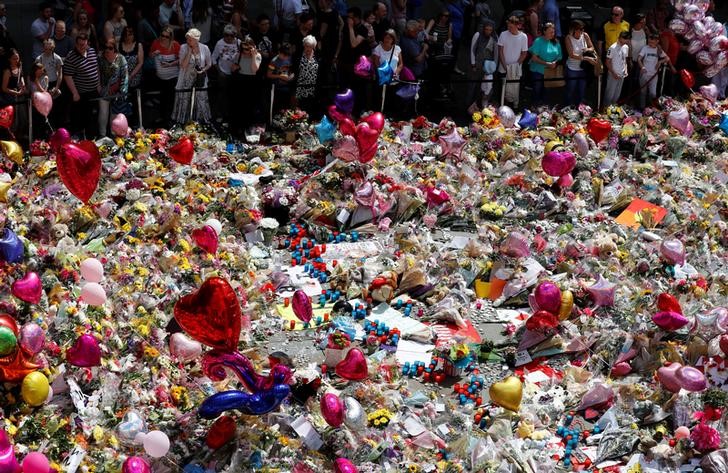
[172,28,213,125]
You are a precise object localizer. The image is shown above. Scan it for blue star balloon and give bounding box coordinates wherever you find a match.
[0,228,24,264]
[378,62,393,86]
[315,115,336,143]
[518,109,538,130]
[719,112,728,136]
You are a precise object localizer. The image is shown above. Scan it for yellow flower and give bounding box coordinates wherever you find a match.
[125,152,133,161]
[472,112,482,123]
[92,425,105,443]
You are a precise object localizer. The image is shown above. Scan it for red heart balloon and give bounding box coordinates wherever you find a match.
[680,69,695,89]
[11,272,42,304]
[339,117,356,137]
[169,136,194,164]
[57,141,101,203]
[656,293,682,314]
[327,105,349,124]
[719,334,728,356]
[206,415,236,449]
[191,225,218,254]
[174,277,242,351]
[362,112,385,132]
[0,105,14,129]
[587,118,612,144]
[355,122,379,163]
[335,347,368,380]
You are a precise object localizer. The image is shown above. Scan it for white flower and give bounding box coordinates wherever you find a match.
[278,196,289,207]
[259,218,280,229]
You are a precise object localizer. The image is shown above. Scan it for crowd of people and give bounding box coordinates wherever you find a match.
[0,0,725,141]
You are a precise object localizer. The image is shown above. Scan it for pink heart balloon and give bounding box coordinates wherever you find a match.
[191,225,218,254]
[657,362,683,392]
[32,91,52,117]
[660,239,686,265]
[49,128,71,151]
[57,141,102,203]
[111,114,129,137]
[610,362,632,376]
[362,112,384,132]
[668,108,692,136]
[542,151,576,177]
[0,427,20,473]
[332,136,359,163]
[576,383,613,411]
[533,281,562,314]
[677,366,707,392]
[292,290,313,323]
[353,55,371,78]
[355,123,380,163]
[425,187,450,206]
[19,323,45,356]
[500,231,530,258]
[335,348,368,381]
[122,456,152,473]
[327,105,349,124]
[320,393,344,427]
[699,84,719,103]
[334,458,359,473]
[67,333,102,367]
[11,272,42,304]
[653,311,689,331]
[169,332,202,362]
[557,173,574,188]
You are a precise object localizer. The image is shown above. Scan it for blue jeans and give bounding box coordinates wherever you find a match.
[531,71,545,105]
[565,67,586,106]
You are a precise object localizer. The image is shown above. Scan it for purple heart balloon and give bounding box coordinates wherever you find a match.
[676,366,707,392]
[0,227,24,264]
[533,281,562,314]
[652,311,689,331]
[542,151,576,177]
[660,239,685,265]
[334,89,354,115]
[291,290,313,323]
[122,457,152,473]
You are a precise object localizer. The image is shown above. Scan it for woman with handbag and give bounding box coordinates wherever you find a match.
[171,28,212,125]
[564,19,597,107]
[294,35,320,118]
[467,19,497,113]
[528,22,562,107]
[371,29,403,113]
[98,38,129,137]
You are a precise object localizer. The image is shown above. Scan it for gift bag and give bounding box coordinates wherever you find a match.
[544,65,565,88]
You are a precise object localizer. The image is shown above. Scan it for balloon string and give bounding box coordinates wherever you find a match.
[46,118,54,133]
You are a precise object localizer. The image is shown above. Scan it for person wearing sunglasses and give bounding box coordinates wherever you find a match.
[598,6,629,58]
[150,26,180,126]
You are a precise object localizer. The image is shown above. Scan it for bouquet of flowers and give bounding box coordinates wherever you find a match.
[324,330,352,365]
[272,109,310,132]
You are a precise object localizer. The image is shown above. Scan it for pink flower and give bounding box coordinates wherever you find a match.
[691,422,721,452]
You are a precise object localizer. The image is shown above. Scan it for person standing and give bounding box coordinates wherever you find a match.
[275,0,303,42]
[120,27,144,127]
[211,24,240,126]
[637,33,673,109]
[400,19,428,79]
[71,9,99,51]
[525,0,543,42]
[372,2,391,43]
[293,35,320,117]
[564,19,596,106]
[542,0,561,38]
[468,19,497,111]
[266,42,294,115]
[98,38,129,137]
[234,37,262,134]
[316,0,342,87]
[149,26,180,126]
[498,15,528,109]
[604,30,630,107]
[598,6,629,58]
[53,21,73,58]
[340,7,371,114]
[63,34,100,138]
[171,28,212,125]
[31,2,55,59]
[445,0,468,74]
[391,0,406,34]
[528,22,561,106]
[103,4,127,44]
[628,13,650,104]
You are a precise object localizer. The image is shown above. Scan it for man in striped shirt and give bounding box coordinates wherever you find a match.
[63,33,100,138]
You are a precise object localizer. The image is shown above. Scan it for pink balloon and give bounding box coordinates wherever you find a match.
[0,427,20,473]
[122,457,152,473]
[660,238,686,265]
[355,122,379,163]
[332,136,359,163]
[67,333,102,367]
[19,323,45,356]
[353,55,372,78]
[334,458,359,473]
[320,393,344,427]
[335,348,368,380]
[49,128,71,151]
[657,363,682,392]
[687,39,704,55]
[22,452,49,473]
[292,290,312,323]
[327,105,349,124]
[542,151,576,177]
[11,272,42,304]
[533,281,561,314]
[696,50,714,67]
[610,362,631,376]
[32,91,52,118]
[81,282,107,306]
[667,109,691,137]
[573,132,589,157]
[339,117,356,137]
[652,311,689,331]
[111,114,129,137]
[677,366,707,392]
[669,18,688,35]
[675,426,691,440]
[80,257,104,282]
[557,173,574,188]
[683,4,703,22]
[699,84,719,102]
[576,383,613,410]
[169,332,202,362]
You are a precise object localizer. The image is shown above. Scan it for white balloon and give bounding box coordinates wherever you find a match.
[204,218,222,236]
[143,430,170,458]
[80,258,104,282]
[81,282,107,306]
